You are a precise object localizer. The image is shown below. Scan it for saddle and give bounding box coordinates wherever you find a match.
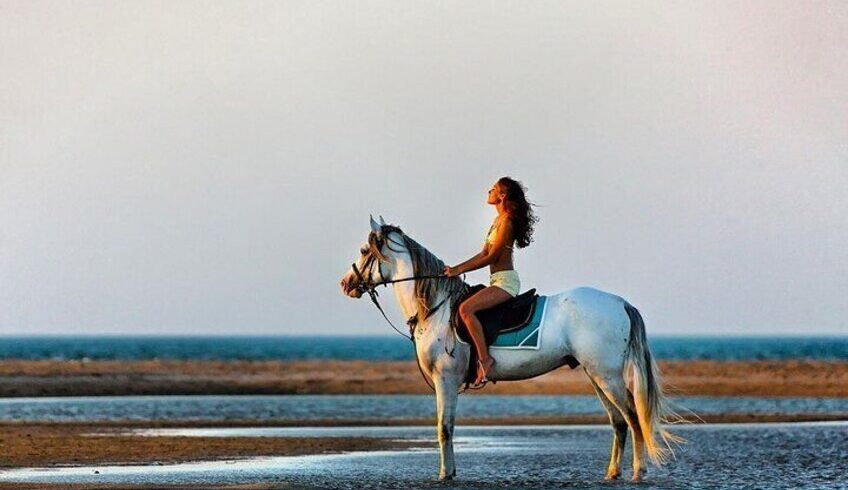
[452,284,541,387]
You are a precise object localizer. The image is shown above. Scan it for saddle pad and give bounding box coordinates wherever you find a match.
[457,295,548,350]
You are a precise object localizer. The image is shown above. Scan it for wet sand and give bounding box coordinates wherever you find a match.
[0,422,415,468]
[1,412,845,469]
[1,422,846,490]
[0,359,846,397]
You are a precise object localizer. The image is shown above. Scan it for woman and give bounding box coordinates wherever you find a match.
[444,177,538,387]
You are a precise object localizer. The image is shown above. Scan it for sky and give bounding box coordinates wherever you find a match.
[1,1,846,336]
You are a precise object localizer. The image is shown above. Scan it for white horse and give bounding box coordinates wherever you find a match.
[340,216,681,482]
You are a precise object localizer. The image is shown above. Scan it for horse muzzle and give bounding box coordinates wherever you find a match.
[340,277,364,298]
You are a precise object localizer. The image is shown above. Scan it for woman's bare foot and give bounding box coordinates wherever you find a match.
[474,357,496,387]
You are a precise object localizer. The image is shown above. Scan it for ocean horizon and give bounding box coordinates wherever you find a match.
[0,335,845,362]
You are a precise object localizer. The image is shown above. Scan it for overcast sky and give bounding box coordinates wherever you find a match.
[1,1,846,336]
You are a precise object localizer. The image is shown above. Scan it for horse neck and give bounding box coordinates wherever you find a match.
[389,248,453,335]
[389,255,419,321]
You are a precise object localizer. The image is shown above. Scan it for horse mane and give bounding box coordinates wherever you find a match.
[370,224,469,320]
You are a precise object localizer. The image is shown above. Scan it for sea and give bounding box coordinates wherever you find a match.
[0,335,845,361]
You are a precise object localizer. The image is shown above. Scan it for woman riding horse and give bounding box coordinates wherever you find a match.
[342,211,681,480]
[444,176,538,387]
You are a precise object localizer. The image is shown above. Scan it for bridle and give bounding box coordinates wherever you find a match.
[349,228,464,393]
[350,237,450,341]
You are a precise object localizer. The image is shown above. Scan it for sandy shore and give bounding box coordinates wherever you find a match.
[0,359,846,397]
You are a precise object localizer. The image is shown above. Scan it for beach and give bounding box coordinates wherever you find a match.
[1,423,845,489]
[2,412,847,468]
[1,359,845,488]
[0,359,845,397]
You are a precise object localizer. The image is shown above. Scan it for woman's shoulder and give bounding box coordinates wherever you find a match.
[497,214,514,230]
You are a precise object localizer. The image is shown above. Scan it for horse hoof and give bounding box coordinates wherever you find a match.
[605,471,621,480]
[439,474,454,482]
[631,469,646,482]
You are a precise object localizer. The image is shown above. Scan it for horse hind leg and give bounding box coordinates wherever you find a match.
[587,373,627,480]
[590,371,648,482]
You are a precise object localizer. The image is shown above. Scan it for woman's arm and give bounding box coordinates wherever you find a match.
[451,249,486,273]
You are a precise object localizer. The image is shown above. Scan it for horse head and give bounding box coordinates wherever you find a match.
[340,215,404,298]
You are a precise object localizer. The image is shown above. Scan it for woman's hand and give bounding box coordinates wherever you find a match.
[444,265,460,277]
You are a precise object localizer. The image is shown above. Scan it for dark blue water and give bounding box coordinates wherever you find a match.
[0,335,845,361]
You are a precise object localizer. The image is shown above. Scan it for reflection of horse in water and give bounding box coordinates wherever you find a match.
[341,216,682,482]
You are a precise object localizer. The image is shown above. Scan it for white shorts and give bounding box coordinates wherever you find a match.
[490,270,520,297]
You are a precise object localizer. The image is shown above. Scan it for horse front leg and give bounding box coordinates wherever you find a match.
[434,373,460,481]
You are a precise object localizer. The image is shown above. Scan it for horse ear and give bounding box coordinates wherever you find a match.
[379,215,387,226]
[369,215,381,233]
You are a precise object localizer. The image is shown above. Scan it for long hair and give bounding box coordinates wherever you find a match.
[497,176,538,248]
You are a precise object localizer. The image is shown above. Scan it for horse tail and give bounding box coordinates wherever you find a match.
[624,303,684,466]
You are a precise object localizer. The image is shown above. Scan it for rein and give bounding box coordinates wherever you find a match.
[368,273,448,288]
[351,261,452,340]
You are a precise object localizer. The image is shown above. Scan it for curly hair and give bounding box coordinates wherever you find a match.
[497,176,538,249]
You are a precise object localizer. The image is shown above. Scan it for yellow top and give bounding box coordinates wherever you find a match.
[485,222,514,249]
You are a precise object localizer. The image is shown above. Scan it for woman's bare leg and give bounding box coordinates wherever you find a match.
[458,286,513,384]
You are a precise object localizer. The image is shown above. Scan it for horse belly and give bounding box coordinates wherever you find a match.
[493,353,572,381]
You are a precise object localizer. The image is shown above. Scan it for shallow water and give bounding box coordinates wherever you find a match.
[1,423,846,489]
[2,394,848,422]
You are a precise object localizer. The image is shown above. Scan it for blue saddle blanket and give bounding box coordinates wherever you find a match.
[458,295,548,349]
[492,295,547,348]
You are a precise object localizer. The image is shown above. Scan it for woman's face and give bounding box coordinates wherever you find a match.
[487,182,505,205]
